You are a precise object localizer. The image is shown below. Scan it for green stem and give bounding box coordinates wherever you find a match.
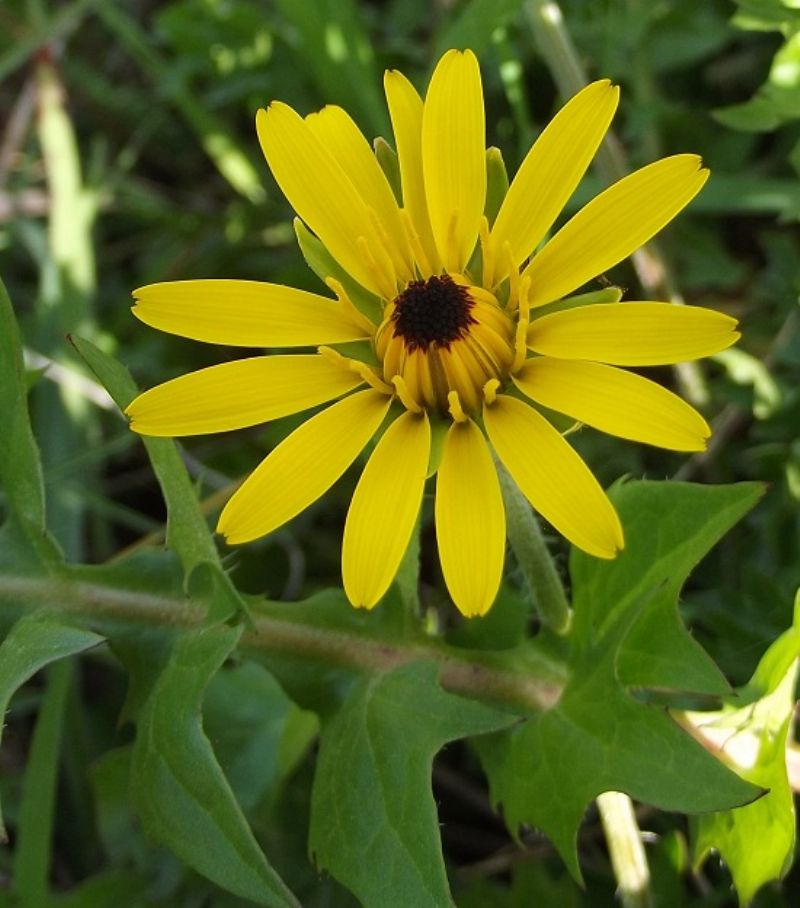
[0,573,565,715]
[597,791,653,908]
[497,464,572,635]
[523,0,709,408]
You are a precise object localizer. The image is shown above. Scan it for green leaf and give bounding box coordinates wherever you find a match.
[0,612,103,839]
[69,336,216,570]
[130,624,299,907]
[479,640,761,881]
[689,590,800,905]
[309,662,516,907]
[572,480,764,695]
[478,481,764,880]
[70,336,246,620]
[203,661,318,811]
[0,278,61,563]
[12,660,74,904]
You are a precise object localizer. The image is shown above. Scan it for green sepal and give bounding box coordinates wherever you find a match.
[485,146,509,227]
[375,136,402,204]
[530,285,624,321]
[426,414,450,478]
[293,218,384,324]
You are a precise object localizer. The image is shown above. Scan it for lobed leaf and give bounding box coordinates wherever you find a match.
[571,480,764,694]
[130,624,300,907]
[310,662,517,907]
[478,481,764,880]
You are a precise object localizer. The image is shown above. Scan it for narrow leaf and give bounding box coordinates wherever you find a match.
[12,661,73,904]
[0,612,103,838]
[70,336,244,619]
[0,278,60,562]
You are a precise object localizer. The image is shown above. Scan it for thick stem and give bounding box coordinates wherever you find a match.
[0,573,565,714]
[497,464,572,634]
[597,791,653,908]
[524,0,709,407]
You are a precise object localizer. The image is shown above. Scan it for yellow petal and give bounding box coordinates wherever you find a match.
[483,395,623,558]
[126,355,362,437]
[435,419,505,617]
[217,389,391,544]
[489,80,619,284]
[384,69,440,270]
[524,155,709,307]
[527,302,740,365]
[132,280,370,347]
[256,103,393,297]
[514,358,710,452]
[305,105,413,280]
[422,49,486,272]
[342,410,430,608]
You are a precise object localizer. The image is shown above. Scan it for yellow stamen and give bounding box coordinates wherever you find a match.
[367,206,412,284]
[447,390,468,423]
[392,375,423,412]
[483,378,500,405]
[511,275,532,373]
[325,277,378,332]
[356,235,397,301]
[399,207,435,277]
[318,345,393,394]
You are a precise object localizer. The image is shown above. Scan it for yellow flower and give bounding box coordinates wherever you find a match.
[126,50,739,617]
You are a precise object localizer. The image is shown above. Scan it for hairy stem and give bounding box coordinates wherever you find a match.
[0,572,565,714]
[497,464,572,634]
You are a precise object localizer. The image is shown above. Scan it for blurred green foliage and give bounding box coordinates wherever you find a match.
[1,0,800,905]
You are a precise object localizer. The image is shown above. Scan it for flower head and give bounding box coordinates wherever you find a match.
[126,50,739,617]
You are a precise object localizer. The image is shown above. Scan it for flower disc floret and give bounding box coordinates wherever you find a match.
[376,275,514,415]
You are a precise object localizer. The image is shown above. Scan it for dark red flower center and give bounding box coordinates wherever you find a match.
[391,274,476,352]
